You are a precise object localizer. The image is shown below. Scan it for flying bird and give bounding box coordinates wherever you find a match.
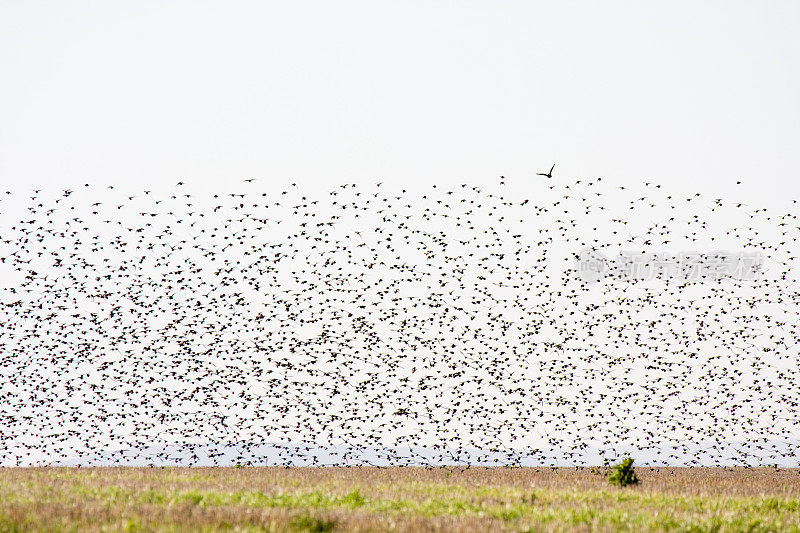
[537,164,555,178]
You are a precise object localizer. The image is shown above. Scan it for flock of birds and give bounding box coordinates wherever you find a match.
[0,169,798,467]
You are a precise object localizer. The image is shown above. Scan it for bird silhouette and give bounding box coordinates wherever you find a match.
[537,164,555,178]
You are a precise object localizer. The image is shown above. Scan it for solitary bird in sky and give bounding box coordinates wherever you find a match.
[537,163,555,178]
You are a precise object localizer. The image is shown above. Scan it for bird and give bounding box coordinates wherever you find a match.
[537,164,555,178]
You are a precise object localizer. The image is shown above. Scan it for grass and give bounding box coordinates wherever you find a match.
[0,467,799,531]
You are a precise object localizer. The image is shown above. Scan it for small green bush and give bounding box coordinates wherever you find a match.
[607,457,638,487]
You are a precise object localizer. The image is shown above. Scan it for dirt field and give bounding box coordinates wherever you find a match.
[1,466,799,531]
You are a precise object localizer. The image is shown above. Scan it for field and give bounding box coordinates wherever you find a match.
[1,467,799,532]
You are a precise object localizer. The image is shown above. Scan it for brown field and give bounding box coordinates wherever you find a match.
[1,466,799,532]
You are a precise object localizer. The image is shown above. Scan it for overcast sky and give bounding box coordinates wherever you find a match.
[2,1,800,466]
[1,1,798,205]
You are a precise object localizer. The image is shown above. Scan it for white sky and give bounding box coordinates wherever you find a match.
[1,1,798,204]
[1,2,800,466]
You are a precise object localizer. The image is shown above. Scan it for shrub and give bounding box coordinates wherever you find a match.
[607,457,638,487]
